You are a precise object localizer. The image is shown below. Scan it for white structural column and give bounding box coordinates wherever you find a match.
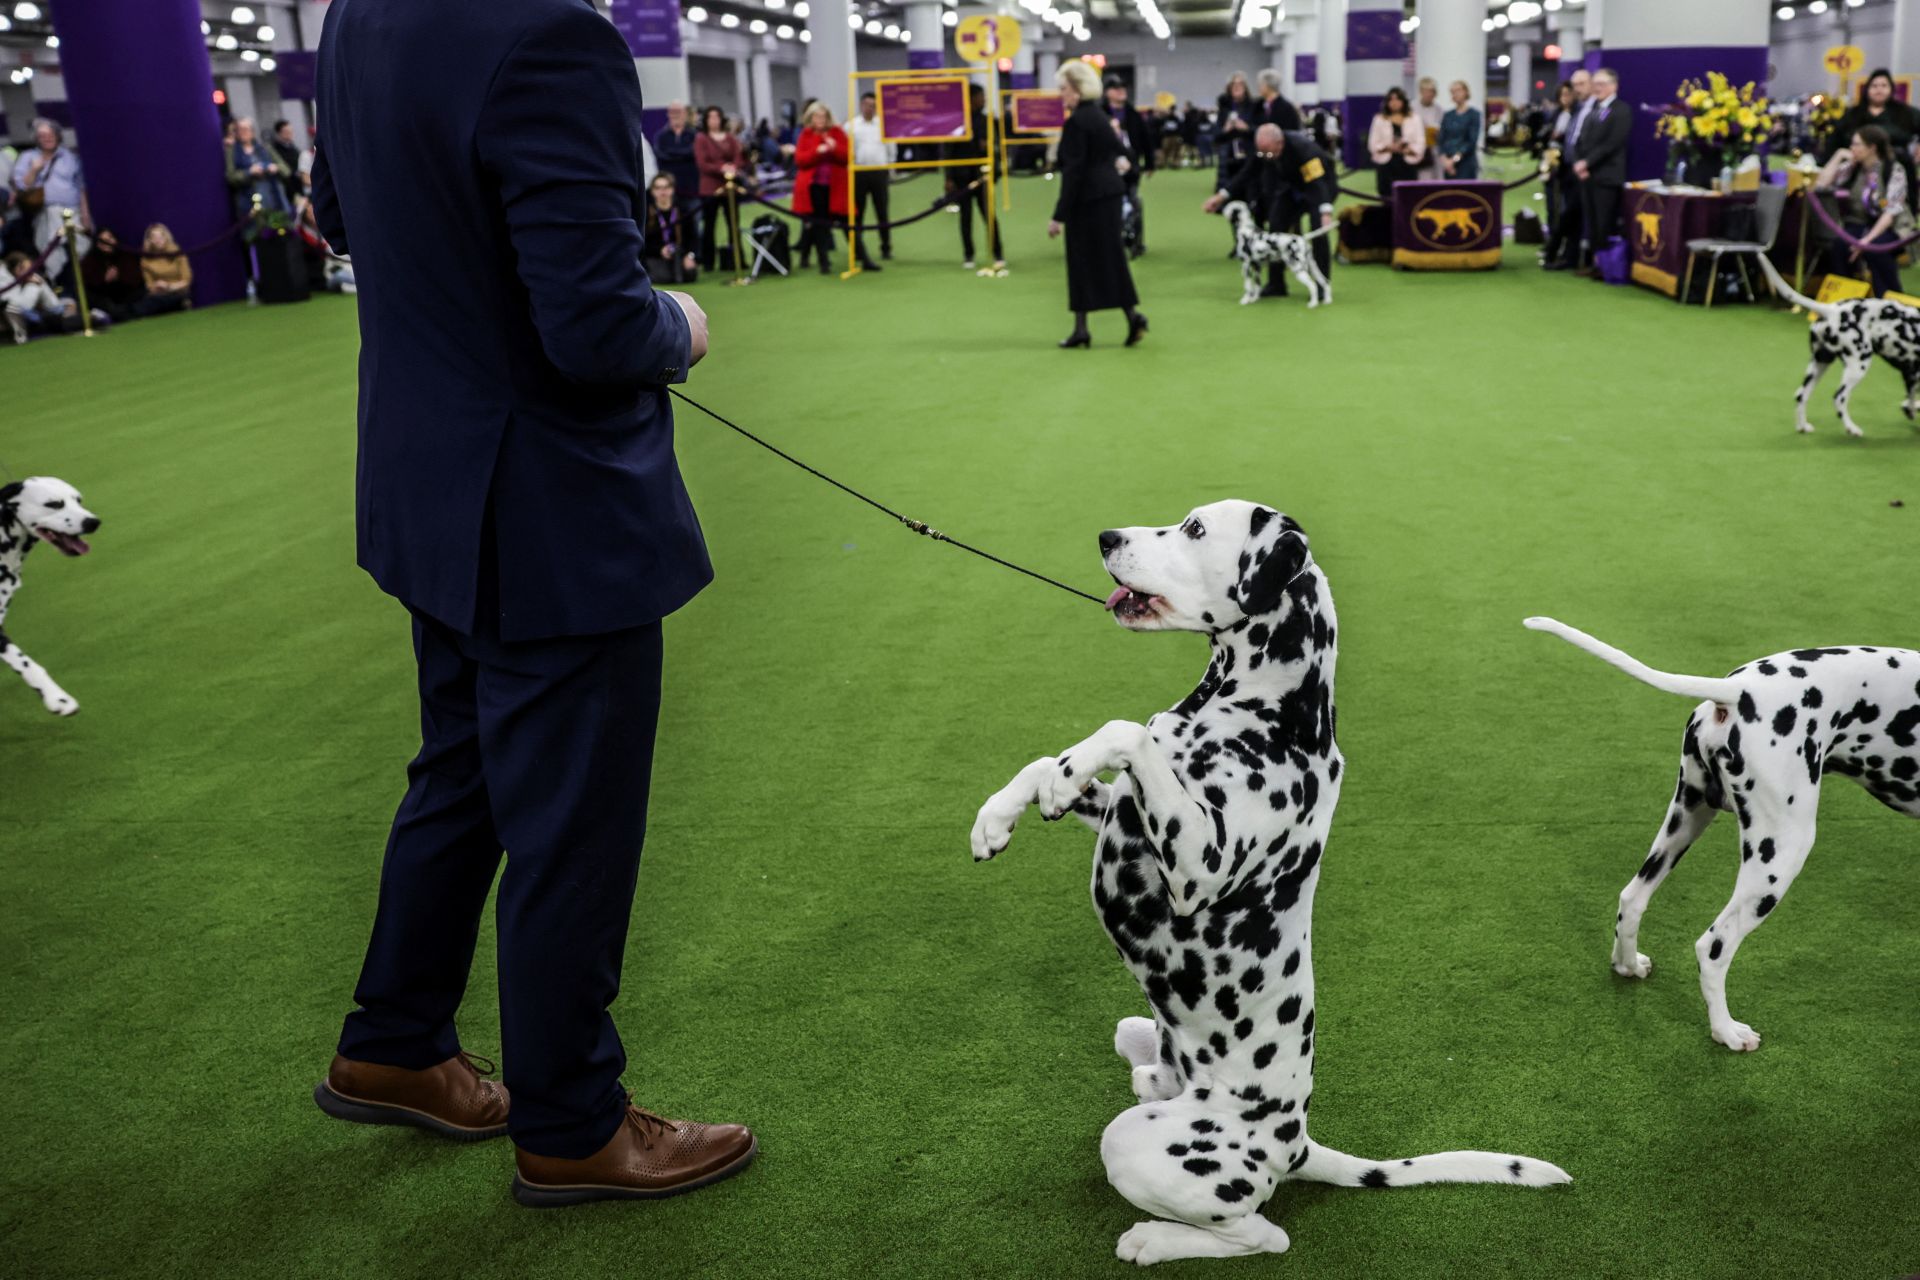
[1415,0,1485,118]
[1606,0,1768,181]
[733,54,753,120]
[1895,2,1920,84]
[1010,19,1038,89]
[1549,10,1584,79]
[1317,0,1347,118]
[1284,9,1319,104]
[1507,29,1534,103]
[223,75,260,126]
[606,0,693,136]
[903,0,946,68]
[1342,0,1401,168]
[807,0,856,119]
[750,48,774,126]
[1036,34,1062,90]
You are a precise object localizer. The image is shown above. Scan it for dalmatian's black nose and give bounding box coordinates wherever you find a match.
[81,517,100,534]
[1099,530,1124,556]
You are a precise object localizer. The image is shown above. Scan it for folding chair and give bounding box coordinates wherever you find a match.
[1682,182,1787,309]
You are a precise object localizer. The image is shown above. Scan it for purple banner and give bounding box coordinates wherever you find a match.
[878,77,970,143]
[1294,53,1318,85]
[1391,179,1502,267]
[609,0,683,60]
[1008,71,1037,91]
[1344,93,1382,168]
[908,49,945,70]
[1010,91,1065,133]
[275,49,317,101]
[1346,9,1406,63]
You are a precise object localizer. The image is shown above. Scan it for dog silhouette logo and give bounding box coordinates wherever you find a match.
[1633,197,1666,259]
[1409,190,1495,250]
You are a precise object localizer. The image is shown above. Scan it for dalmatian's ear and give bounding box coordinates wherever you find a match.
[0,482,21,511]
[1231,509,1309,617]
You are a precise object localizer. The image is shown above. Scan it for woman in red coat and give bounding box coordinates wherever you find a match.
[792,101,850,275]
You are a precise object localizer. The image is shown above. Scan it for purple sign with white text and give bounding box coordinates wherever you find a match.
[609,0,682,60]
[877,77,971,144]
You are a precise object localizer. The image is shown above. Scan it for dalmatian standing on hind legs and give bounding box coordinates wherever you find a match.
[971,501,1570,1267]
[0,476,101,716]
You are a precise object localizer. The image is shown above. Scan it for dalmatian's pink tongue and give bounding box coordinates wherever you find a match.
[1104,586,1131,612]
[34,528,90,557]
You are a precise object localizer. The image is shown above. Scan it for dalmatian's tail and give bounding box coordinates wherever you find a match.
[1522,617,1747,706]
[1295,1138,1571,1188]
[1752,252,1839,322]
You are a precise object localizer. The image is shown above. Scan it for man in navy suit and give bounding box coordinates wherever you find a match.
[1572,68,1633,274]
[307,0,756,1206]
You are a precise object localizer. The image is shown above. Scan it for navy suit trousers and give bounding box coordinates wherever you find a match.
[337,611,664,1159]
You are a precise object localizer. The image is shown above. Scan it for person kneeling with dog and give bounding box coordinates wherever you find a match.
[1202,124,1336,299]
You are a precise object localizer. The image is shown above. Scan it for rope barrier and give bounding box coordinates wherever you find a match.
[1803,187,1920,254]
[0,235,63,296]
[730,176,987,234]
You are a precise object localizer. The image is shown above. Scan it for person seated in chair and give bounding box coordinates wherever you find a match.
[1814,124,1914,297]
[3,250,80,343]
[136,223,193,316]
[80,227,147,322]
[642,174,699,285]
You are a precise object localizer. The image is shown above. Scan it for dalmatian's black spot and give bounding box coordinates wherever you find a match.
[1756,894,1777,918]
[1358,1168,1389,1189]
[1184,1158,1222,1176]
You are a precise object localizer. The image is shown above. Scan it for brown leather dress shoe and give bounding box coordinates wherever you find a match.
[314,1051,510,1142]
[511,1102,757,1207]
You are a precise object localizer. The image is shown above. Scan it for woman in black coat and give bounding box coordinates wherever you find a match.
[1049,59,1145,348]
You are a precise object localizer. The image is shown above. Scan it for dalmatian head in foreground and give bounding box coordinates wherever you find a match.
[0,476,100,560]
[1099,498,1310,634]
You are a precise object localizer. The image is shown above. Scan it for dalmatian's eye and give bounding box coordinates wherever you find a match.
[45,500,64,510]
[1182,519,1204,540]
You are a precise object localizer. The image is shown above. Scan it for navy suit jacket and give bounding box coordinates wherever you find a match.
[312,0,711,642]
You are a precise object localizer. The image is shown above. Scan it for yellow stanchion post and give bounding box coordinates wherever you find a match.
[726,181,749,286]
[62,208,94,338]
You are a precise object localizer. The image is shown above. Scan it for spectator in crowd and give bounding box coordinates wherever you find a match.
[79,226,146,320]
[944,83,1004,271]
[1050,59,1144,349]
[642,174,698,286]
[1104,75,1155,256]
[270,119,305,201]
[9,118,89,280]
[1368,87,1425,197]
[4,249,80,343]
[793,100,850,277]
[694,104,745,271]
[1829,69,1919,214]
[1543,69,1592,271]
[1571,68,1631,274]
[653,100,701,214]
[1203,123,1337,298]
[1814,125,1914,297]
[1439,80,1482,179]
[138,222,193,314]
[1185,100,1214,166]
[846,91,893,270]
[229,118,293,217]
[1215,73,1258,188]
[1252,69,1303,135]
[1415,77,1445,179]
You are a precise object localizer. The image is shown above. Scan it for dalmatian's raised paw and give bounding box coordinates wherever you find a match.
[1612,951,1653,979]
[1711,1019,1761,1052]
[970,797,1023,861]
[44,691,78,717]
[1035,755,1094,821]
[1130,1063,1179,1102]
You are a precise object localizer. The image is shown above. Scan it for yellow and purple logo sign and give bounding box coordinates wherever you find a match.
[1408,189,1494,251]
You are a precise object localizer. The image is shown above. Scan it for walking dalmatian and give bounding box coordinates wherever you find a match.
[1222,201,1333,308]
[1754,253,1920,437]
[971,501,1570,1267]
[1,476,101,716]
[1525,617,1920,1051]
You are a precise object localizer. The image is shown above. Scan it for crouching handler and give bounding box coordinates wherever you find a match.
[1202,125,1337,299]
[306,0,756,1207]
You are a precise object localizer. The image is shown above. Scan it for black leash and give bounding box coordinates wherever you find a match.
[668,389,1106,606]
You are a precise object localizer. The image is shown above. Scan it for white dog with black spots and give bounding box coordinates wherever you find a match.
[1,476,100,716]
[1222,201,1333,309]
[1526,617,1920,1051]
[971,500,1570,1266]
[1755,254,1920,437]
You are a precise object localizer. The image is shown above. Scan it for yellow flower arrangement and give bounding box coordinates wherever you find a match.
[1659,72,1775,172]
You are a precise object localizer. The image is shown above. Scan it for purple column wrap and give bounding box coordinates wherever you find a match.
[909,50,946,70]
[1606,46,1768,183]
[1344,8,1404,169]
[1295,54,1318,86]
[51,0,242,305]
[1008,71,1037,91]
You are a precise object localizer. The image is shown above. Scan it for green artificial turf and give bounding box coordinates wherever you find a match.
[3,166,1917,1280]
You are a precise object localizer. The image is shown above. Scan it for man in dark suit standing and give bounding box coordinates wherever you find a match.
[308,0,756,1207]
[1573,68,1632,274]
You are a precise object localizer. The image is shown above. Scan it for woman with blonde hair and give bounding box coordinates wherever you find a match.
[1048,59,1145,348]
[793,99,850,275]
[138,222,193,316]
[1438,80,1482,178]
